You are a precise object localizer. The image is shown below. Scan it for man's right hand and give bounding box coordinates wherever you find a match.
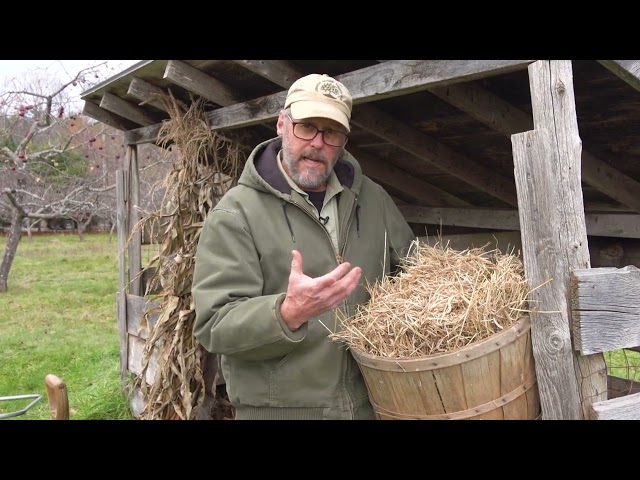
[280,250,362,331]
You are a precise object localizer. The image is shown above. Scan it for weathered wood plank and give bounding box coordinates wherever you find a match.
[115,169,128,381]
[125,294,161,340]
[398,205,640,239]
[571,266,640,354]
[82,101,138,131]
[429,80,640,213]
[586,212,640,238]
[127,77,169,112]
[116,169,128,294]
[115,292,127,382]
[232,60,299,87]
[125,293,163,419]
[513,60,607,420]
[206,60,535,130]
[124,124,163,146]
[122,60,535,145]
[597,60,640,93]
[130,386,144,418]
[100,92,159,127]
[127,334,159,386]
[590,391,640,420]
[164,60,242,106]
[126,146,142,296]
[513,127,583,420]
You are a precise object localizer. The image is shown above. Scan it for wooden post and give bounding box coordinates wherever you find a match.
[511,60,608,419]
[44,374,69,420]
[116,169,128,381]
[126,145,142,296]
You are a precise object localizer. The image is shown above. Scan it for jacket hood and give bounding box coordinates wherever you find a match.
[238,137,363,197]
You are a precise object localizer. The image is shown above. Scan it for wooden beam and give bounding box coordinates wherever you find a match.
[400,206,520,230]
[126,145,142,296]
[597,60,640,93]
[164,60,242,106]
[512,60,607,420]
[115,168,130,383]
[127,77,170,112]
[232,60,299,88]
[124,123,163,146]
[206,60,535,130]
[347,146,471,207]
[100,92,159,127]
[571,266,640,354]
[398,206,640,239]
[513,128,584,420]
[82,101,138,131]
[236,59,518,207]
[352,103,518,207]
[233,60,467,207]
[429,80,640,213]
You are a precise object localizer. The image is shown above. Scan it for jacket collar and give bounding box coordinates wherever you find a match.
[250,137,357,195]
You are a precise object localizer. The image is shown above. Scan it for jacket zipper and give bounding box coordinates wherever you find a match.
[291,195,360,415]
[289,200,341,265]
[338,194,358,265]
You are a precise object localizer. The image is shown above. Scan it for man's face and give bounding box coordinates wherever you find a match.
[276,110,348,192]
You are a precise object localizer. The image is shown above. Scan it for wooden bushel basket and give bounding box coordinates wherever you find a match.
[351,315,541,420]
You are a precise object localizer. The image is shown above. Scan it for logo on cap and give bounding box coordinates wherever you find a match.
[315,79,344,101]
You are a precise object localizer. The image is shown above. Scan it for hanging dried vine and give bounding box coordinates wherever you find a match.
[131,91,247,420]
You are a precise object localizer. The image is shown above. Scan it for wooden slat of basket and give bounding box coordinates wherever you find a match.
[371,375,538,420]
[500,330,530,419]
[431,363,468,413]
[462,350,503,419]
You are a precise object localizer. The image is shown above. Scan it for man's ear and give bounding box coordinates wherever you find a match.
[276,110,286,136]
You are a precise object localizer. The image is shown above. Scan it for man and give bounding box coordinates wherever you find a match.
[192,73,415,420]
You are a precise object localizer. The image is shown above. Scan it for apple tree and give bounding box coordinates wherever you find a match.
[0,63,122,292]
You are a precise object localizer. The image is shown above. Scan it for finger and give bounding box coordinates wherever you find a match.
[327,268,362,309]
[290,250,302,276]
[317,262,353,286]
[339,266,362,293]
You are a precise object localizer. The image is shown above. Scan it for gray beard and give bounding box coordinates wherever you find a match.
[281,149,332,190]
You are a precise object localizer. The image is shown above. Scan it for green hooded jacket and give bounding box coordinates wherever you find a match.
[192,137,415,420]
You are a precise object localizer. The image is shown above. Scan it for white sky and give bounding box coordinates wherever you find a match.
[0,60,141,88]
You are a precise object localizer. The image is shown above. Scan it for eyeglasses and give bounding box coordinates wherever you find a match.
[285,112,348,148]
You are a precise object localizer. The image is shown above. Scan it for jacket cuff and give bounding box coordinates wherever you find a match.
[274,293,307,341]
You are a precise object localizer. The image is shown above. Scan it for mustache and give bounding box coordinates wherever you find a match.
[300,152,328,163]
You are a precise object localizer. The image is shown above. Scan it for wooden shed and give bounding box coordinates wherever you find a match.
[80,60,640,420]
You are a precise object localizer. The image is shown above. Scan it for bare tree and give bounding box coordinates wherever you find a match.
[0,64,118,292]
[0,63,174,292]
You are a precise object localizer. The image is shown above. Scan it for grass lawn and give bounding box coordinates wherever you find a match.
[0,232,134,420]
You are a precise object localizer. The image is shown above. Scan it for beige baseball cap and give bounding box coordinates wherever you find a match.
[284,73,352,132]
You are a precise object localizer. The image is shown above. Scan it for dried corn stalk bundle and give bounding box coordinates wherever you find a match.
[331,239,537,359]
[131,92,248,420]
